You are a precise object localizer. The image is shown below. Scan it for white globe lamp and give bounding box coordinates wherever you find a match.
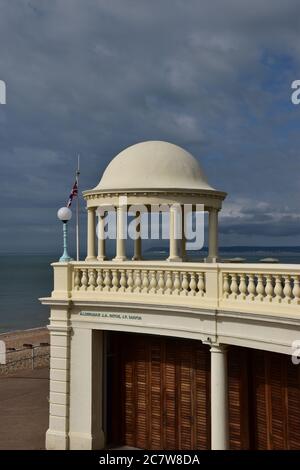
[57,207,73,262]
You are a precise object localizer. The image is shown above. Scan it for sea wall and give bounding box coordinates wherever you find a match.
[0,327,49,376]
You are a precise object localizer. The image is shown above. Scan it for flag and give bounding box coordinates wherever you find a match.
[67,179,78,208]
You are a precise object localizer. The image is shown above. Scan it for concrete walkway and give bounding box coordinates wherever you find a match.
[0,368,49,450]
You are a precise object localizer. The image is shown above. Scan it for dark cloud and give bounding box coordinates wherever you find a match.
[0,0,300,252]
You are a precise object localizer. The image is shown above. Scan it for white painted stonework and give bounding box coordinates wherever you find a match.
[40,141,300,451]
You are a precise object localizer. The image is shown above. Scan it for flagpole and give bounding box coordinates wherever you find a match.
[76,154,80,261]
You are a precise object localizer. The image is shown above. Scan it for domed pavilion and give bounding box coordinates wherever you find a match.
[83,140,226,262]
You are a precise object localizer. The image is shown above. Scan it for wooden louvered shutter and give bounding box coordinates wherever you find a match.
[163,338,177,449]
[250,350,300,450]
[251,350,269,449]
[149,337,163,449]
[175,339,210,450]
[268,353,286,449]
[177,341,194,449]
[194,342,210,449]
[228,347,249,449]
[134,336,149,449]
[109,333,211,450]
[286,358,300,449]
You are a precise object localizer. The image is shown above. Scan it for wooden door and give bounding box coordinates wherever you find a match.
[108,332,211,449]
[108,336,300,450]
[251,349,300,450]
[228,346,300,450]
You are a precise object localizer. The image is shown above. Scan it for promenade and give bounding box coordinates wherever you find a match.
[0,368,49,450]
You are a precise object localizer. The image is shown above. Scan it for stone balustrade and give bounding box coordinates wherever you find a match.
[221,268,300,305]
[52,261,300,314]
[73,262,206,297]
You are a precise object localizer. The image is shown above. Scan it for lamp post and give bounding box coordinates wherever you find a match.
[57,207,73,262]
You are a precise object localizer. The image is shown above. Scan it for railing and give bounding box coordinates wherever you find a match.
[220,266,300,309]
[73,264,206,297]
[0,343,50,375]
[51,261,300,315]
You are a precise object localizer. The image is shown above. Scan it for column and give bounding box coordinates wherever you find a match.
[167,205,182,262]
[132,211,142,261]
[97,212,106,261]
[46,318,71,450]
[181,205,186,261]
[86,207,96,261]
[210,344,229,450]
[207,208,219,262]
[69,328,105,450]
[113,205,127,261]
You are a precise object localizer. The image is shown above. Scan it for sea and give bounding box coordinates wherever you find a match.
[1,247,300,334]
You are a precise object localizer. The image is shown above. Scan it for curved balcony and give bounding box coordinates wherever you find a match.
[50,260,300,316]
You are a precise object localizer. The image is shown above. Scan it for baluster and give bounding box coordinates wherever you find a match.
[265,274,274,301]
[111,269,119,292]
[283,275,292,303]
[189,272,197,296]
[80,268,88,291]
[230,273,239,299]
[173,271,181,295]
[96,269,103,291]
[274,274,283,302]
[119,269,127,292]
[134,270,142,293]
[223,273,230,298]
[292,275,300,304]
[88,269,96,290]
[256,274,265,301]
[103,269,111,292]
[165,271,173,295]
[74,268,81,290]
[149,270,157,294]
[180,272,189,296]
[239,273,247,300]
[197,272,205,297]
[127,269,134,292]
[248,274,256,300]
[142,270,149,293]
[157,270,165,294]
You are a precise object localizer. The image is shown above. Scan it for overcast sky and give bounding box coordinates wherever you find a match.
[0,0,300,254]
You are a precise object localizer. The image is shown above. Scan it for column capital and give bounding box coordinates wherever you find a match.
[210,343,228,354]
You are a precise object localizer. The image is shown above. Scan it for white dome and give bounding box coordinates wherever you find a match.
[95,141,215,192]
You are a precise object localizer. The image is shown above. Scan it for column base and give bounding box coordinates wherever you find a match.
[97,256,107,262]
[205,256,219,263]
[132,256,141,261]
[167,256,182,262]
[112,256,127,262]
[46,429,69,450]
[85,256,97,262]
[69,430,105,450]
